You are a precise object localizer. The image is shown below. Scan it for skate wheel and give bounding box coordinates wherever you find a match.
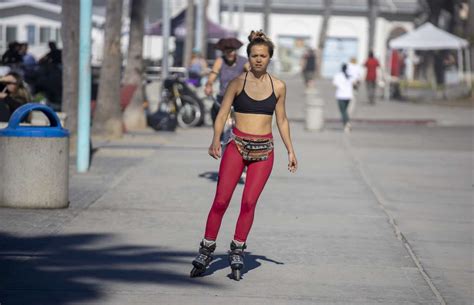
[232,269,241,281]
[190,267,204,278]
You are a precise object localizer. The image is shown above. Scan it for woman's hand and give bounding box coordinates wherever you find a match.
[288,152,298,173]
[208,140,222,159]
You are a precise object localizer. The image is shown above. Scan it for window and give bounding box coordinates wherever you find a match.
[26,25,36,45]
[40,26,51,43]
[6,26,17,43]
[55,28,61,45]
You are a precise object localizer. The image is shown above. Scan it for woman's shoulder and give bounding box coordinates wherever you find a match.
[269,74,286,92]
[228,73,247,87]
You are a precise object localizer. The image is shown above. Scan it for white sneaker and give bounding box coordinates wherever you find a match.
[344,123,352,133]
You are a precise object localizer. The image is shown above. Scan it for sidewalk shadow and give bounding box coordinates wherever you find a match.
[198,171,244,185]
[0,232,221,304]
[198,252,284,280]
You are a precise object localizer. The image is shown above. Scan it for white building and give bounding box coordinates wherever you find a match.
[0,1,105,65]
[219,0,418,77]
[0,0,420,78]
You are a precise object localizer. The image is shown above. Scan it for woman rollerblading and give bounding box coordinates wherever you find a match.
[190,239,216,277]
[190,30,298,280]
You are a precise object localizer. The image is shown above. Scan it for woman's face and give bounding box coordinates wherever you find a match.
[3,75,18,94]
[249,44,270,73]
[223,48,237,62]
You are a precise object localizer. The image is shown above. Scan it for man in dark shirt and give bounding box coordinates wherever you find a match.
[39,41,62,65]
[301,47,317,88]
[1,42,23,65]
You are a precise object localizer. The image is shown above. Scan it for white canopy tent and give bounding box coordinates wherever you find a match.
[385,23,471,100]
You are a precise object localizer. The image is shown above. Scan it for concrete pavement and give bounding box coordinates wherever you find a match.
[0,75,472,305]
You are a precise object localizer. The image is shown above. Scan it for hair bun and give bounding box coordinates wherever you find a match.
[248,30,269,42]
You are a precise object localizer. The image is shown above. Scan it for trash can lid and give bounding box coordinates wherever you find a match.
[0,103,69,138]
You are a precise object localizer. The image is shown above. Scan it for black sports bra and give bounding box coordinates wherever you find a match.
[233,72,277,116]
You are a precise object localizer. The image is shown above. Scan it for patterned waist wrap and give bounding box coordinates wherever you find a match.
[231,129,274,161]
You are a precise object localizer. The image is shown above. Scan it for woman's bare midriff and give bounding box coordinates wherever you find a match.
[234,112,273,135]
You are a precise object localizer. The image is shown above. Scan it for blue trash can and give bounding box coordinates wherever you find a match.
[0,103,69,208]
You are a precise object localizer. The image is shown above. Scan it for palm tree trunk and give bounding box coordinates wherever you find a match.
[183,1,195,67]
[61,0,80,137]
[201,0,209,59]
[93,0,124,138]
[123,0,147,131]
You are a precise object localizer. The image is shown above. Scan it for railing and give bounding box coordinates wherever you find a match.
[145,66,188,81]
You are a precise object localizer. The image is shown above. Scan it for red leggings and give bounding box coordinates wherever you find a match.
[204,128,274,242]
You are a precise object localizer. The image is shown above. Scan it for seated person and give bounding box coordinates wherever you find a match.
[187,49,208,87]
[0,72,32,122]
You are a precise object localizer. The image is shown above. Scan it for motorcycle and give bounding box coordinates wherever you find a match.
[163,75,205,128]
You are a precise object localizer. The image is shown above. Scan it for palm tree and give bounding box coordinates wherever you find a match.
[183,0,195,67]
[60,0,80,137]
[122,0,147,131]
[93,0,124,138]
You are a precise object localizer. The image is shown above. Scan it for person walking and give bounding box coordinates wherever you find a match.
[347,57,362,116]
[364,51,380,105]
[301,47,317,88]
[204,38,249,124]
[332,64,354,133]
[191,30,298,281]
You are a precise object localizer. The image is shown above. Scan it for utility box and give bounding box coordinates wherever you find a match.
[305,89,325,131]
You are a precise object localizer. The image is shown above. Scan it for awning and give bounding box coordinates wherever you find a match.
[146,7,237,39]
[389,23,469,50]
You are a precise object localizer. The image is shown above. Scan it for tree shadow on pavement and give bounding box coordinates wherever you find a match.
[199,253,284,280]
[0,232,221,305]
[198,171,244,185]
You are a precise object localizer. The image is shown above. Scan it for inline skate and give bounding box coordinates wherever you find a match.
[190,239,216,277]
[228,240,246,281]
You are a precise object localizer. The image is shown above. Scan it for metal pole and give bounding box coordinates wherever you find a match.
[457,48,463,82]
[77,0,92,173]
[195,0,204,51]
[161,0,170,81]
[408,48,414,81]
[367,0,378,53]
[228,1,235,29]
[263,0,271,34]
[238,0,244,37]
[466,47,472,89]
[384,49,392,101]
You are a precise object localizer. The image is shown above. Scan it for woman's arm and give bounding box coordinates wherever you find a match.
[204,57,223,96]
[274,80,298,172]
[208,78,239,159]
